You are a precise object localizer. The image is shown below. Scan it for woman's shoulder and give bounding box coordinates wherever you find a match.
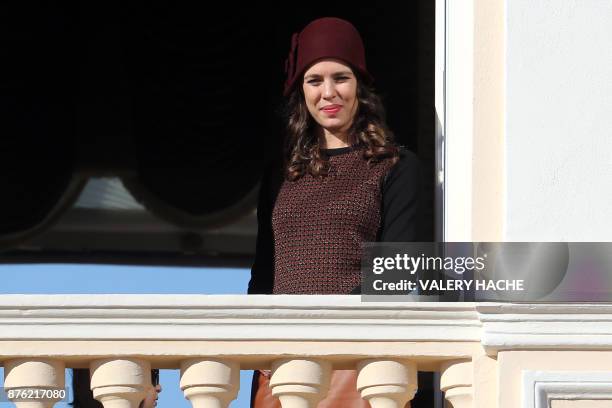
[383,145,421,186]
[257,158,286,203]
[395,145,419,164]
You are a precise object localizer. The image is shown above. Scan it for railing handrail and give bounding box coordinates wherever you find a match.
[1,295,612,353]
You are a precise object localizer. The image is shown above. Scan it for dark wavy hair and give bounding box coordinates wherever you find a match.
[283,70,399,181]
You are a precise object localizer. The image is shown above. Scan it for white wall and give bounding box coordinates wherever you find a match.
[505,0,612,240]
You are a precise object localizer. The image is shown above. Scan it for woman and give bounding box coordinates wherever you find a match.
[248,17,421,407]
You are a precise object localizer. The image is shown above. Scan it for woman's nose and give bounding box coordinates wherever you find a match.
[322,79,336,98]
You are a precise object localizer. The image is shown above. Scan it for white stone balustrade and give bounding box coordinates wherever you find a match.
[90,358,152,408]
[3,359,65,408]
[440,360,473,408]
[2,296,612,408]
[180,359,239,408]
[269,359,331,408]
[357,359,417,408]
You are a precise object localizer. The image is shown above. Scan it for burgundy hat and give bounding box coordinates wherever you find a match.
[283,17,373,96]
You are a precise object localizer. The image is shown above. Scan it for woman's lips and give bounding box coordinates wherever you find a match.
[321,105,342,114]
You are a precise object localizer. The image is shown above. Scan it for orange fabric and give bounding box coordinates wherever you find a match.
[252,370,280,408]
[252,369,411,408]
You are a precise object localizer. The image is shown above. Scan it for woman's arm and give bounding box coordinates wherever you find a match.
[247,162,282,295]
[378,147,424,242]
[351,148,423,295]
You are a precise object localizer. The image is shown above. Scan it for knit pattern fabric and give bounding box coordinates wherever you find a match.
[271,147,395,294]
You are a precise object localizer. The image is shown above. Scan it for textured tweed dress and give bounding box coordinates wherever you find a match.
[248,144,421,407]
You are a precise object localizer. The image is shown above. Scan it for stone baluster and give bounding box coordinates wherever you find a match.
[180,359,239,408]
[90,358,152,408]
[268,359,331,408]
[4,359,66,408]
[440,360,473,408]
[356,359,418,408]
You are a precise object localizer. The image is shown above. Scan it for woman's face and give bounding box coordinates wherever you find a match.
[302,59,358,135]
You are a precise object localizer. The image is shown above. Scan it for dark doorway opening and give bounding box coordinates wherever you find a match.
[2,2,435,262]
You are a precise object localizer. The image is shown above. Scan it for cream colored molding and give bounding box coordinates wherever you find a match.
[522,371,612,408]
[477,303,612,353]
[3,296,612,357]
[0,295,481,342]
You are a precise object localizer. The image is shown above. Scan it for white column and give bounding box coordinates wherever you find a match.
[90,358,152,408]
[179,359,239,408]
[440,360,473,408]
[4,359,66,408]
[269,359,331,408]
[444,0,475,241]
[356,359,417,408]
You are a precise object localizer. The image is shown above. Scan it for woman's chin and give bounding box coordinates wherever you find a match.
[319,120,349,132]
